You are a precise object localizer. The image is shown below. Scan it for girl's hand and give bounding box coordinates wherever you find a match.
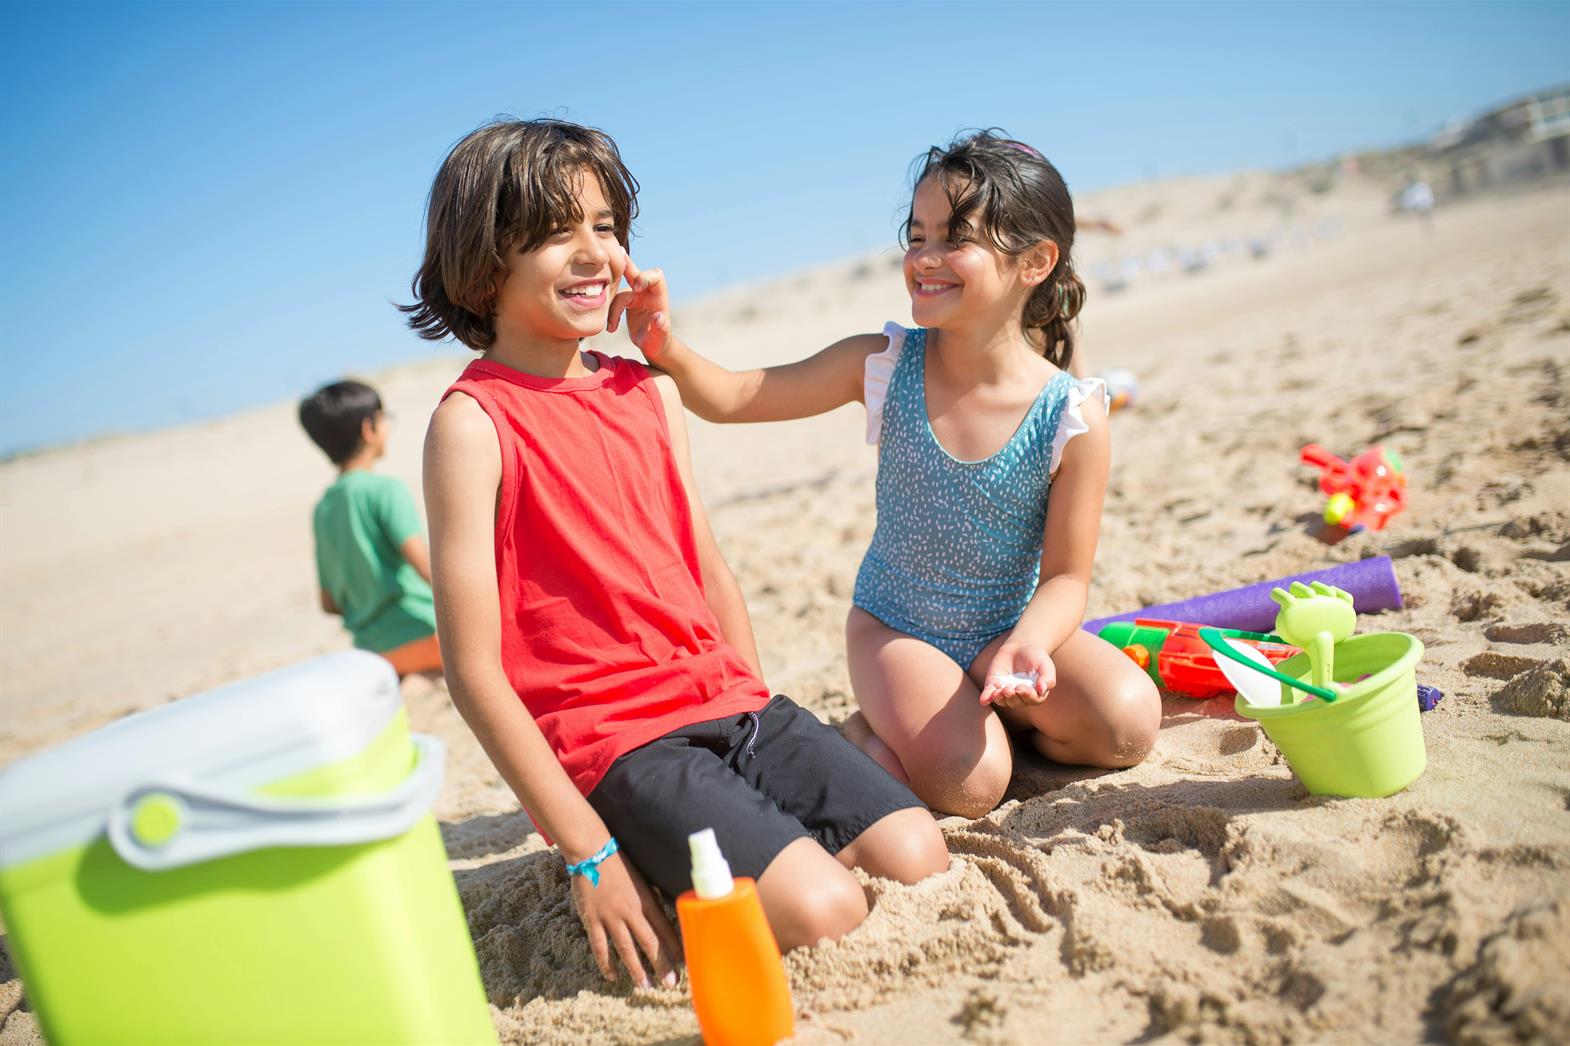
[569,850,682,990]
[607,257,673,362]
[979,644,1056,709]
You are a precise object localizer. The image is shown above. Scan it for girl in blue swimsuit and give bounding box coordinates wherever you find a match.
[613,131,1161,818]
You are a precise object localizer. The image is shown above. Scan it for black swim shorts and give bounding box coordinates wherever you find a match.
[586,694,925,898]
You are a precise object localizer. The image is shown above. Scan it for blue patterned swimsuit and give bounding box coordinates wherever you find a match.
[852,324,1104,670]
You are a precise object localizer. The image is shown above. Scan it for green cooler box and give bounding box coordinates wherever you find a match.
[0,651,496,1044]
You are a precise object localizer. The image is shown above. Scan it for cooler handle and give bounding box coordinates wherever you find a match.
[106,733,446,871]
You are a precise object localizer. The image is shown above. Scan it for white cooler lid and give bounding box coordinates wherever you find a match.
[0,651,402,870]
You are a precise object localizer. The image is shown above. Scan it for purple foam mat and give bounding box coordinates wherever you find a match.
[1084,556,1402,635]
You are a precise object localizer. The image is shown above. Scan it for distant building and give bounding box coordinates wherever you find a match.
[1429,85,1570,196]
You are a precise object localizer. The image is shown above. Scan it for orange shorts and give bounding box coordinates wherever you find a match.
[380,633,443,678]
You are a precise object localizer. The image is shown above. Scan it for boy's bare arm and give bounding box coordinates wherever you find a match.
[651,375,763,680]
[425,393,680,987]
[399,534,434,585]
[425,395,602,849]
[319,587,341,615]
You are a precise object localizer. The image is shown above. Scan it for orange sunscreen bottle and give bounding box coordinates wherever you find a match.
[676,828,794,1046]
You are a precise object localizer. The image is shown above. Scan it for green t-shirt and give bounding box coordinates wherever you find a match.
[312,470,437,653]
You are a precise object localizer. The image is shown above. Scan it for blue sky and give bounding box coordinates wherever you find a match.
[2,1,1566,455]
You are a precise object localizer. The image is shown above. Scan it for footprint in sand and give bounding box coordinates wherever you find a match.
[1217,725,1258,756]
[1499,286,1557,326]
[1448,545,1487,573]
[1199,913,1243,955]
[1490,658,1570,721]
[1390,536,1440,559]
[1125,805,1236,859]
[1462,650,1548,680]
[951,989,1008,1040]
[1451,586,1507,624]
[1485,621,1570,645]
[1442,897,1570,1043]
[1499,510,1569,542]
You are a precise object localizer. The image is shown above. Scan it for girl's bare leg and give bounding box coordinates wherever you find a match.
[976,628,1160,767]
[842,711,911,784]
[845,608,1014,819]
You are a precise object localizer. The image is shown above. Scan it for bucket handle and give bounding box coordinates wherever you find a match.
[106,733,445,871]
[1198,628,1340,702]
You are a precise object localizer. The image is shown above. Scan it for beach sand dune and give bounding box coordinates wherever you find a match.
[2,173,1567,1044]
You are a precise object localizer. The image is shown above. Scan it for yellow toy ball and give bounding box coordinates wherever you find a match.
[1324,491,1355,526]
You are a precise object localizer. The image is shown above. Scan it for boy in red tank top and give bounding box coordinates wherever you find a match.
[406,119,948,987]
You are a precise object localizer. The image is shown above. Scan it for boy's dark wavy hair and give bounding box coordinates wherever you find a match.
[398,118,639,350]
[900,129,1083,370]
[299,379,382,466]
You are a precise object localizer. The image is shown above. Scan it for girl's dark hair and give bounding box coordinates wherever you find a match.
[399,118,639,350]
[299,380,382,465]
[900,129,1084,370]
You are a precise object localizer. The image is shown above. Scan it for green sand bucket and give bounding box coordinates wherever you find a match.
[1232,632,1427,797]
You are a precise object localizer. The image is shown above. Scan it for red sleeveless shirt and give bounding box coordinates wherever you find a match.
[442,353,770,796]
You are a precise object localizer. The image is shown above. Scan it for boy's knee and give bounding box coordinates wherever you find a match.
[852,808,950,884]
[777,873,869,950]
[884,815,950,882]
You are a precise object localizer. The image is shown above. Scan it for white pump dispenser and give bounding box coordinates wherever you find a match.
[687,828,734,900]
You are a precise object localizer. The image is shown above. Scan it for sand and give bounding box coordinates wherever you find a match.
[2,167,1568,1044]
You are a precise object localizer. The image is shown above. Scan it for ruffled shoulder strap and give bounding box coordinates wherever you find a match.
[863,322,910,446]
[1047,377,1109,476]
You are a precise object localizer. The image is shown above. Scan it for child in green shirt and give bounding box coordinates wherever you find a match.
[299,380,441,676]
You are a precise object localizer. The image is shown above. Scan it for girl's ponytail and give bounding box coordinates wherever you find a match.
[1023,261,1085,372]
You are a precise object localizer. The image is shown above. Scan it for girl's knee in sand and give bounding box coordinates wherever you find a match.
[1102,671,1162,767]
[935,777,1010,821]
[909,743,1012,820]
[1058,672,1162,770]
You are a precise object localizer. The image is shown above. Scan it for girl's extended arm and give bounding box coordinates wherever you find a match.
[979,397,1111,706]
[607,257,877,423]
[650,374,763,677]
[424,393,680,988]
[657,332,882,423]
